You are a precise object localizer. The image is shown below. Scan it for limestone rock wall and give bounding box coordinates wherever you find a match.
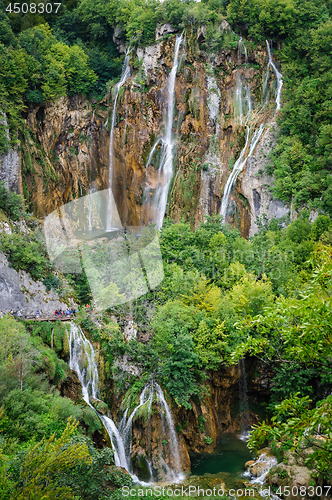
[19,29,288,236]
[0,251,69,315]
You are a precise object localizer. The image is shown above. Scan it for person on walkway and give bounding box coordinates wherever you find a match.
[36,310,40,318]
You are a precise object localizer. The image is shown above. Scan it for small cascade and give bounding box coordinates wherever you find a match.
[87,187,96,231]
[142,35,183,228]
[67,323,99,404]
[119,381,184,482]
[220,124,264,221]
[99,415,130,471]
[238,358,250,439]
[107,48,131,231]
[238,37,248,64]
[265,41,283,110]
[155,382,183,480]
[244,453,280,499]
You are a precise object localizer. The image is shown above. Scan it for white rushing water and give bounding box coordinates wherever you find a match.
[220,38,283,222]
[107,48,131,231]
[119,381,184,482]
[67,323,99,404]
[67,324,183,483]
[265,41,283,111]
[142,35,183,228]
[244,453,280,499]
[220,124,264,221]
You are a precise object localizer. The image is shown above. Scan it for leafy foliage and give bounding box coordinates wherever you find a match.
[248,394,332,481]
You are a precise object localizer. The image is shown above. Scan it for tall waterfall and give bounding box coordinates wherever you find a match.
[107,48,131,231]
[238,358,250,440]
[66,323,183,482]
[142,35,183,229]
[220,38,283,222]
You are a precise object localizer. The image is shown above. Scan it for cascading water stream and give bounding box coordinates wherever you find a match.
[243,453,280,499]
[66,323,132,473]
[142,35,183,229]
[265,41,283,111]
[107,48,131,231]
[220,124,264,221]
[67,322,99,404]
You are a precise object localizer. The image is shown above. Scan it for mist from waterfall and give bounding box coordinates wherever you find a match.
[66,323,183,483]
[220,38,283,223]
[107,48,131,231]
[142,35,183,229]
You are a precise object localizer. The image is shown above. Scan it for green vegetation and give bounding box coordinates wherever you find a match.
[1,0,332,487]
[0,316,131,498]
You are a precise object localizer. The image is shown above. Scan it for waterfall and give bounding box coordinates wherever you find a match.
[87,187,96,231]
[220,37,282,222]
[220,124,264,222]
[119,381,184,482]
[67,323,99,404]
[238,37,248,64]
[142,35,183,229]
[238,358,250,440]
[265,41,283,111]
[155,382,183,480]
[99,415,130,470]
[67,323,183,483]
[66,323,138,477]
[107,48,131,231]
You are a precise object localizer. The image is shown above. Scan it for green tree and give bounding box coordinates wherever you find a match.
[9,419,91,500]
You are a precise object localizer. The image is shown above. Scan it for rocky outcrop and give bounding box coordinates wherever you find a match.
[22,95,109,219]
[90,397,109,416]
[0,146,22,195]
[58,368,82,402]
[269,463,312,499]
[0,251,69,315]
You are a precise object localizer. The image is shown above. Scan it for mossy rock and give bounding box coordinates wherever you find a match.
[90,398,109,416]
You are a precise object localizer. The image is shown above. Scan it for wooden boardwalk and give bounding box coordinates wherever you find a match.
[19,315,76,322]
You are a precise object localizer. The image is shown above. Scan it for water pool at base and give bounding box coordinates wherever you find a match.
[190,434,253,485]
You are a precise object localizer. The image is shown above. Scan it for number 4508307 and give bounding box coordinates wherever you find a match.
[6,3,61,13]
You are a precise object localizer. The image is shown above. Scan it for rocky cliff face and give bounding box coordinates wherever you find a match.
[0,251,69,315]
[15,26,288,236]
